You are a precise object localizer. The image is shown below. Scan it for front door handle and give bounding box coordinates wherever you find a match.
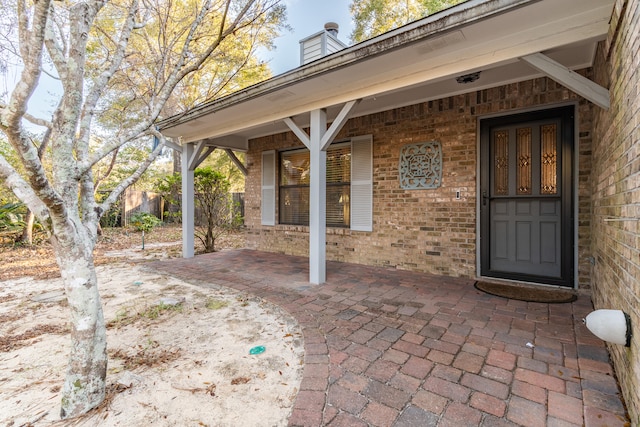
[482,191,488,206]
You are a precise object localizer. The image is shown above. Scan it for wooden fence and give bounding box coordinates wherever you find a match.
[122,189,164,226]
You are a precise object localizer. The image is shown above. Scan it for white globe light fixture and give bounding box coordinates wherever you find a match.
[584,309,632,347]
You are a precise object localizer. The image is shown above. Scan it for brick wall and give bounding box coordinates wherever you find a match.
[591,0,640,422]
[245,77,594,286]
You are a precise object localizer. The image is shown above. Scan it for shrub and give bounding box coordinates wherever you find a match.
[130,212,162,232]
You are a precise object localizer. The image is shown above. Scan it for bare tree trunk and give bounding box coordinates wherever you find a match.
[206,224,215,252]
[173,149,181,174]
[18,209,35,245]
[52,232,107,419]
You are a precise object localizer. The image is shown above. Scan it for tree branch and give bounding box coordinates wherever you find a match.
[80,0,280,176]
[2,0,51,129]
[148,0,260,123]
[1,0,67,218]
[78,0,140,153]
[98,141,164,215]
[0,155,50,223]
[0,102,52,129]
[16,0,31,60]
[44,7,69,81]
[93,147,119,193]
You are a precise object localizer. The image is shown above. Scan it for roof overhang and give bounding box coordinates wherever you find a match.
[157,0,614,149]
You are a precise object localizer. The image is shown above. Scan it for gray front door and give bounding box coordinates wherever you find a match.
[480,106,574,287]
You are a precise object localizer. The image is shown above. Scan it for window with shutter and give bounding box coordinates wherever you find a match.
[270,135,372,230]
[261,150,276,225]
[279,142,350,227]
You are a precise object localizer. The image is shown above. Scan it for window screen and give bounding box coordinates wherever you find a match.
[279,144,351,227]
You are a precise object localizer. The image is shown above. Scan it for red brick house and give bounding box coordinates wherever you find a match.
[158,0,639,421]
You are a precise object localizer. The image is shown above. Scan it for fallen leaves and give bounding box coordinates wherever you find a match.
[230,377,251,385]
[0,324,69,353]
[171,382,217,396]
[109,346,183,371]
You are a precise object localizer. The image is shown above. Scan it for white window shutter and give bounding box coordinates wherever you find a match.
[261,150,276,226]
[350,135,373,231]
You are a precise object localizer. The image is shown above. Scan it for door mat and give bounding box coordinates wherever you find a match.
[474,281,577,303]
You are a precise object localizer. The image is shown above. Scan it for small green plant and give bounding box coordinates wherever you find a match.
[205,298,229,310]
[0,203,25,231]
[108,307,134,328]
[130,212,162,232]
[139,302,183,320]
[130,212,162,249]
[107,302,183,328]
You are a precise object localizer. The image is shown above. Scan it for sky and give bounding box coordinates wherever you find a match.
[267,0,354,75]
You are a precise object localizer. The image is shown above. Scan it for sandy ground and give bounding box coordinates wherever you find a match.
[0,261,304,427]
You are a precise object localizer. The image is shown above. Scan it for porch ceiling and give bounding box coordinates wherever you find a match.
[158,0,614,148]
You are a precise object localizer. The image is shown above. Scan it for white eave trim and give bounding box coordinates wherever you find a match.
[157,0,533,131]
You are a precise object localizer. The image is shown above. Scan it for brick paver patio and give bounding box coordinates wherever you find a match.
[147,249,629,426]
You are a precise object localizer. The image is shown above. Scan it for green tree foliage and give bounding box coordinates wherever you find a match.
[349,0,466,43]
[0,202,25,235]
[200,149,245,192]
[0,133,48,243]
[88,0,286,195]
[0,136,17,204]
[156,166,241,252]
[130,211,162,232]
[91,0,286,133]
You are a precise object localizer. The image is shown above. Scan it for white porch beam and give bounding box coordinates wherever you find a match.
[224,149,247,176]
[320,99,361,150]
[195,146,216,168]
[284,117,311,148]
[164,139,182,152]
[520,53,610,110]
[182,143,195,258]
[188,141,217,170]
[188,140,206,170]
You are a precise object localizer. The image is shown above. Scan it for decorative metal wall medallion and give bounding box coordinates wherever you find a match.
[399,141,442,189]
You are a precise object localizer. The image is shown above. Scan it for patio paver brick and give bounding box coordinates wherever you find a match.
[363,380,411,410]
[360,402,399,427]
[394,405,439,426]
[147,250,630,427]
[400,355,433,379]
[461,372,510,399]
[548,391,584,425]
[423,376,471,403]
[327,384,368,415]
[441,401,483,426]
[412,389,449,414]
[470,392,507,417]
[514,368,566,393]
[507,396,547,427]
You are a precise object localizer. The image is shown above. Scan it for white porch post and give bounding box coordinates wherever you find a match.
[284,100,360,284]
[309,109,327,284]
[182,142,195,258]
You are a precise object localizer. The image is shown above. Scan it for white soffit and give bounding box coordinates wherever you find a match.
[159,0,614,143]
